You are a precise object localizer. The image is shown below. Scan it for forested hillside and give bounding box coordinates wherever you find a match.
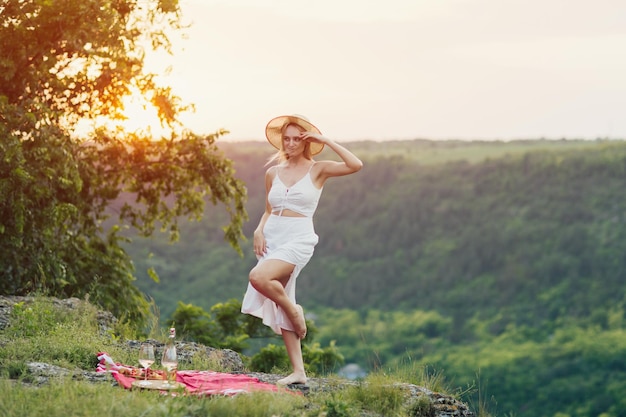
[126,139,626,417]
[129,138,625,328]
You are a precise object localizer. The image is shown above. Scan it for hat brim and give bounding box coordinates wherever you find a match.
[265,115,324,155]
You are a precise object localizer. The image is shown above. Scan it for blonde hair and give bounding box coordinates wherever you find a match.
[266,122,313,165]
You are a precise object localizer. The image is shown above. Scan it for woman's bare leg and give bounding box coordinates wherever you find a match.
[277,329,307,385]
[249,259,307,338]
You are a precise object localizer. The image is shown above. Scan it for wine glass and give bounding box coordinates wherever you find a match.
[161,345,178,386]
[137,343,155,387]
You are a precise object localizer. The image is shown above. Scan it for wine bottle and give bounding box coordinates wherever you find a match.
[161,327,178,373]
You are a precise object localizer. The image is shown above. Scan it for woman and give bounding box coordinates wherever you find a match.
[241,114,363,386]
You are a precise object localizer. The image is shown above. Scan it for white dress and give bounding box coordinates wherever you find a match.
[241,166,322,335]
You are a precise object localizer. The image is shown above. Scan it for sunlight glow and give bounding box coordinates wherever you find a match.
[73,86,175,140]
[116,88,170,137]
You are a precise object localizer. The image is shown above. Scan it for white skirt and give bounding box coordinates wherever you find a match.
[241,214,319,335]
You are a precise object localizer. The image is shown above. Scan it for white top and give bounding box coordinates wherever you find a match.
[267,165,323,217]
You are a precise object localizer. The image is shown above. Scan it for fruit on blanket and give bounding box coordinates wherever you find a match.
[119,367,165,380]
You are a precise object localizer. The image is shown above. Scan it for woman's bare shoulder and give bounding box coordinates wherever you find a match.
[265,164,280,178]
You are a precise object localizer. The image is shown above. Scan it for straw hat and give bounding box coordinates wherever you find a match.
[265,115,324,155]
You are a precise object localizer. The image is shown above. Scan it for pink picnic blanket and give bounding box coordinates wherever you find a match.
[96,352,284,396]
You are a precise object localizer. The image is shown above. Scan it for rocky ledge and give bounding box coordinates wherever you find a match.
[0,296,474,417]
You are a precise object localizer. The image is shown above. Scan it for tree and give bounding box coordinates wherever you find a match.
[0,0,247,323]
[169,299,274,352]
[168,299,344,374]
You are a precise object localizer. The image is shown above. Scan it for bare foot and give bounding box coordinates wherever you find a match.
[277,372,307,386]
[292,304,307,339]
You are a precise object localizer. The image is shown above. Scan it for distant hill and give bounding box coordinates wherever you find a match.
[128,138,624,325]
[123,137,626,417]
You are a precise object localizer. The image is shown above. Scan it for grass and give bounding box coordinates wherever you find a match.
[0,379,308,417]
[0,297,489,417]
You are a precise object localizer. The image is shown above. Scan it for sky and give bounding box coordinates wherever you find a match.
[142,0,626,142]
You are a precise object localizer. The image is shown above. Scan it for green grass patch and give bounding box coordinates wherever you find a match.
[0,378,308,417]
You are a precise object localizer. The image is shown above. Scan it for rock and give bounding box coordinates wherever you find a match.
[0,296,28,331]
[24,362,110,386]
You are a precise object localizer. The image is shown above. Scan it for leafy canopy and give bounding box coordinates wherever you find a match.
[0,0,248,323]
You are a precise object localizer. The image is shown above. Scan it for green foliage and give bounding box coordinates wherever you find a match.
[184,348,234,374]
[313,308,452,369]
[168,301,220,346]
[168,299,274,352]
[248,341,345,375]
[302,340,345,375]
[133,139,626,330]
[385,360,452,395]
[0,296,479,417]
[124,139,626,417]
[344,373,409,417]
[420,324,626,417]
[5,361,28,380]
[0,298,127,373]
[249,343,291,374]
[323,394,357,417]
[407,396,437,417]
[168,299,344,374]
[0,0,247,326]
